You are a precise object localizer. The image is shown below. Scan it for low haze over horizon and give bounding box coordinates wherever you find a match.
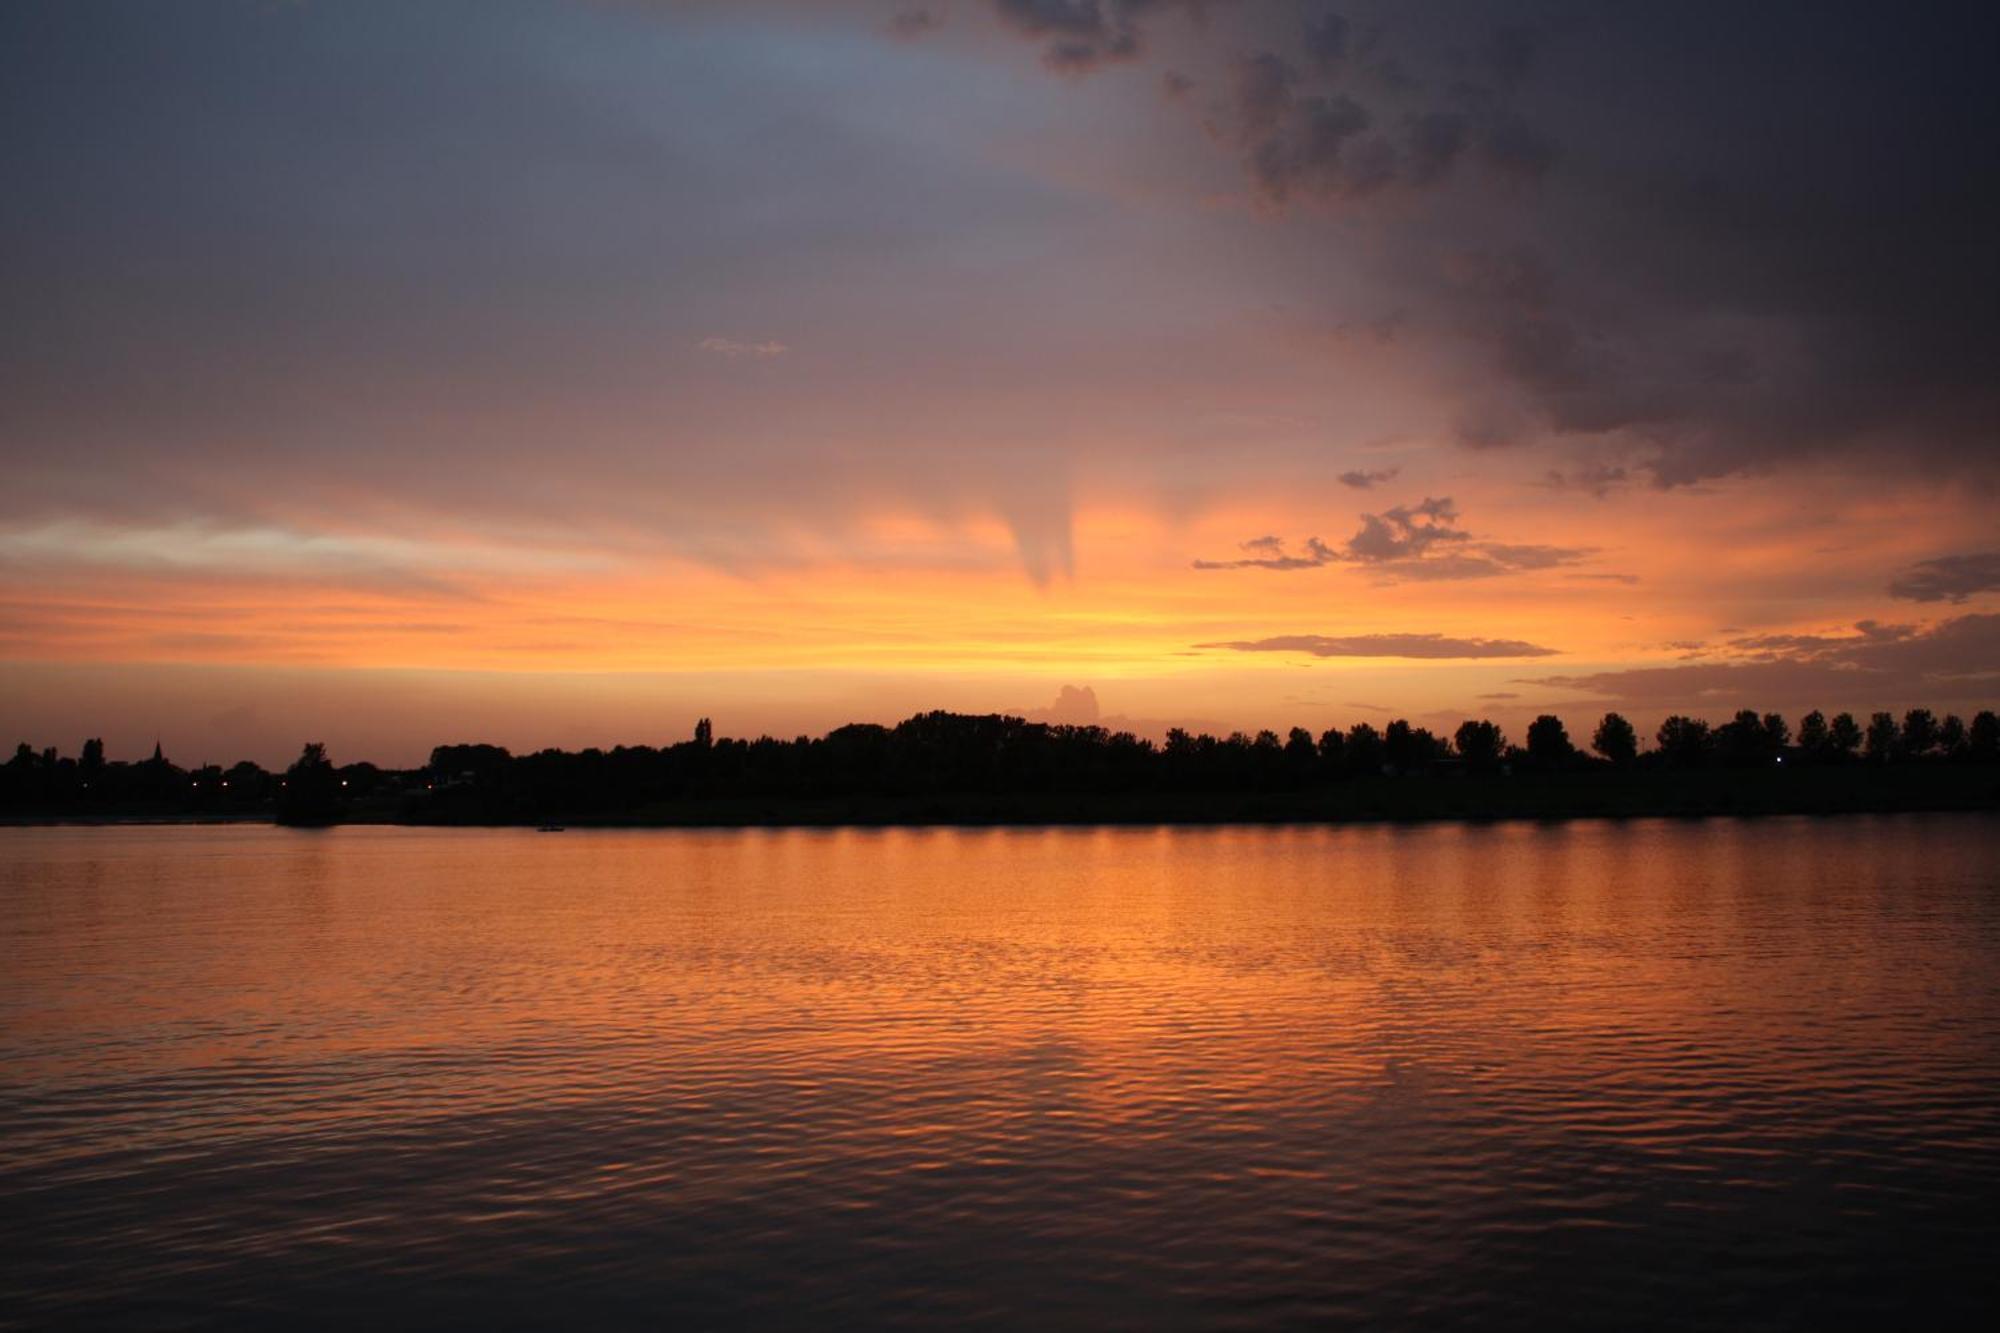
[4,1,1997,767]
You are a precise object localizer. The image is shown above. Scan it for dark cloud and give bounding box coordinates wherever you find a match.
[1195,495,1592,579]
[1888,552,2000,604]
[1419,3,2000,486]
[1476,691,1520,699]
[1337,467,1398,489]
[987,0,1208,71]
[1199,633,1559,659]
[1478,543,1587,571]
[1720,619,1917,662]
[1523,615,2000,708]
[1345,496,1461,559]
[1343,499,1593,579]
[1542,464,1630,498]
[970,0,2000,488]
[1238,67,1380,202]
[1208,9,1556,206]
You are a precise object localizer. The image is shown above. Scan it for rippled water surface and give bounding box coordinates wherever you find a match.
[3,818,1998,1328]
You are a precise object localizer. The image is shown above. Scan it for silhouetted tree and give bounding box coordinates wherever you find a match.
[694,718,714,749]
[1284,727,1317,785]
[1797,710,1830,760]
[1455,719,1505,771]
[1592,712,1637,767]
[1901,708,1939,758]
[1656,716,1711,766]
[429,744,511,782]
[1829,712,1863,759]
[1716,709,1773,766]
[1971,711,2000,760]
[80,738,105,773]
[1525,714,1573,767]
[1939,714,1968,759]
[1762,712,1790,752]
[278,742,341,825]
[1315,727,1344,774]
[225,760,269,799]
[1865,712,1899,762]
[1344,722,1385,776]
[1383,719,1439,775]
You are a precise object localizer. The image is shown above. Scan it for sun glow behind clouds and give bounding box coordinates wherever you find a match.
[0,479,1961,676]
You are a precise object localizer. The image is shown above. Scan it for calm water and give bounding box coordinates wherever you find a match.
[2,818,1997,1329]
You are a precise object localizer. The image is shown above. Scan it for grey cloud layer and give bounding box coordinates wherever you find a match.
[2,0,1994,602]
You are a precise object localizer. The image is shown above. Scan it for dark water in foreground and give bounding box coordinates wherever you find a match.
[3,818,1997,1329]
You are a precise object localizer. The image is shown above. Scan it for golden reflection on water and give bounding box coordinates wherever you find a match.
[3,817,1997,1327]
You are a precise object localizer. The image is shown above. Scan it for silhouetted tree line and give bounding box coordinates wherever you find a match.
[5,706,1997,823]
[0,737,394,822]
[414,705,2000,820]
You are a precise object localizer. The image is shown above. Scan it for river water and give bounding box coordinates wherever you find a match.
[3,817,1997,1328]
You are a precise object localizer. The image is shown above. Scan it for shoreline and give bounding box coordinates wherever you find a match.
[7,778,1995,831]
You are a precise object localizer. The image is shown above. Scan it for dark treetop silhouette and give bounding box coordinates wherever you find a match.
[5,706,1996,827]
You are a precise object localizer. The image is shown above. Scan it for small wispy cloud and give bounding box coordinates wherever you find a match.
[1888,551,2000,604]
[1193,535,1339,571]
[1197,632,1560,660]
[1194,496,1594,581]
[698,336,789,359]
[1338,467,1399,489]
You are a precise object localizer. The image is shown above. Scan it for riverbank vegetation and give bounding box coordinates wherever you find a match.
[5,707,1996,827]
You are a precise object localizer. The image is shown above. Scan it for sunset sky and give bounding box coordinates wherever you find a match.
[3,0,1996,765]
